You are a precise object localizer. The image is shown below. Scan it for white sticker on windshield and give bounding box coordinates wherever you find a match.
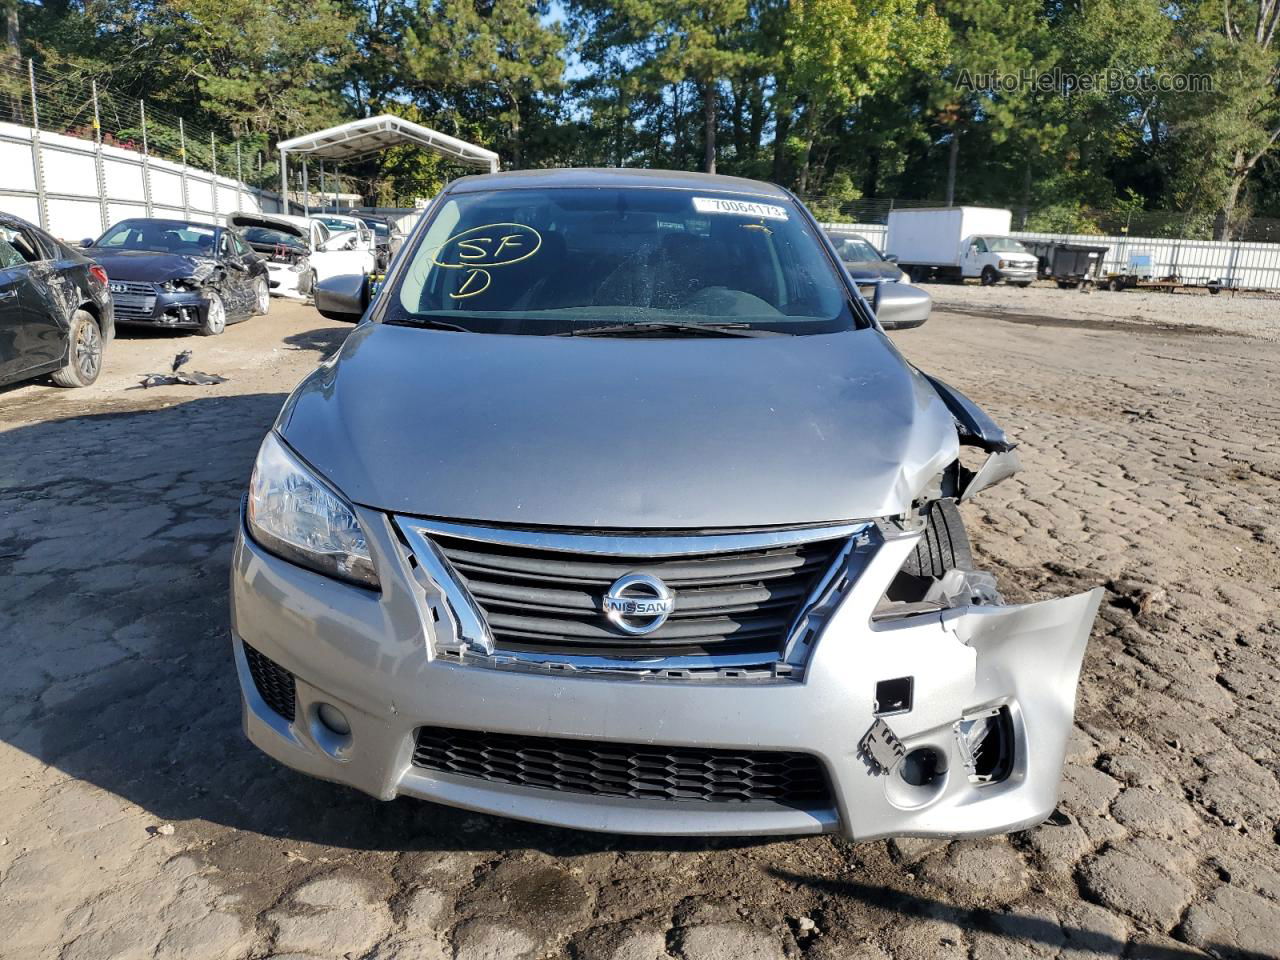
[692,197,788,221]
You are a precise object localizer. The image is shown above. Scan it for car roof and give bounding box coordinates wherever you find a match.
[112,217,220,230]
[444,167,791,200]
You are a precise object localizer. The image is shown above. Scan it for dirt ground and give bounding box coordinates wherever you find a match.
[1,290,1278,960]
[925,280,1280,341]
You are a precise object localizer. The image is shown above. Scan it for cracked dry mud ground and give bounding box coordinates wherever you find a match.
[1,297,1279,960]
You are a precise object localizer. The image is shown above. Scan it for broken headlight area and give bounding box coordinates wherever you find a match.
[864,497,1021,795]
[160,278,204,293]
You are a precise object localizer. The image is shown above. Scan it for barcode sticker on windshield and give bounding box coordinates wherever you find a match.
[692,197,789,221]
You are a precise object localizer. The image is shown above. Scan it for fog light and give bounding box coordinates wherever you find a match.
[317,703,351,735]
[900,747,943,787]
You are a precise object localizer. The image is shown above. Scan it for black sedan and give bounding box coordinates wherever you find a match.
[84,219,270,336]
[1,213,113,389]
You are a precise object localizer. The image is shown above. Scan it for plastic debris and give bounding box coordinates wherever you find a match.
[139,352,228,388]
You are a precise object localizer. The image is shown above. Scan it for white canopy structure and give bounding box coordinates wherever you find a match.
[275,114,499,212]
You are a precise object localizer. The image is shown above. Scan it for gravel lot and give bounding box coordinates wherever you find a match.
[1,290,1278,960]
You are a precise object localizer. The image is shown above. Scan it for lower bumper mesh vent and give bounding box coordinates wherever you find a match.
[411,726,832,807]
[243,643,296,722]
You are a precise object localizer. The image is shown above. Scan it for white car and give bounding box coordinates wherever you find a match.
[228,212,377,300]
[313,214,378,259]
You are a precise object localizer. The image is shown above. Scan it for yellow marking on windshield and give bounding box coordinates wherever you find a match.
[433,223,542,268]
[450,269,493,299]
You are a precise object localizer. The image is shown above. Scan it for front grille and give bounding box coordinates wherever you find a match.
[108,281,156,319]
[429,531,848,659]
[242,643,296,722]
[412,726,832,807]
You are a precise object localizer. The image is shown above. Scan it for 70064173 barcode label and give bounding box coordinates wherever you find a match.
[691,197,789,221]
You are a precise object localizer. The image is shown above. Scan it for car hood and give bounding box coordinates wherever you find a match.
[278,324,960,529]
[843,261,905,283]
[90,250,212,283]
[228,213,308,241]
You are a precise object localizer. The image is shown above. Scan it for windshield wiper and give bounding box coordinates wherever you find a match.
[558,321,786,338]
[385,317,470,332]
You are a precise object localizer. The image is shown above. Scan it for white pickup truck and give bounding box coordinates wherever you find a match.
[886,206,1038,286]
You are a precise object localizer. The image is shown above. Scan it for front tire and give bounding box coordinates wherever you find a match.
[51,310,103,387]
[199,292,227,336]
[901,499,974,580]
[980,266,999,286]
[253,277,270,316]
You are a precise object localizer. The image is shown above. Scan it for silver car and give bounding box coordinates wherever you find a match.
[230,168,1100,840]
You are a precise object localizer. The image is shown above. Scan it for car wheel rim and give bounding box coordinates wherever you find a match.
[208,296,226,332]
[256,279,269,313]
[76,320,101,379]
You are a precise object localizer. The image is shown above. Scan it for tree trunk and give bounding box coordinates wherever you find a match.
[945,127,960,206]
[1018,158,1032,228]
[1215,152,1246,240]
[703,81,717,174]
[510,97,522,170]
[772,104,792,183]
[862,147,880,198]
[5,4,19,56]
[796,135,814,195]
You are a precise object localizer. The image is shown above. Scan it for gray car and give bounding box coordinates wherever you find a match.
[230,168,1100,840]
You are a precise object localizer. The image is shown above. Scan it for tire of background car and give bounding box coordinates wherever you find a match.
[51,310,103,388]
[199,291,227,336]
[900,499,974,580]
[980,266,999,286]
[253,277,270,316]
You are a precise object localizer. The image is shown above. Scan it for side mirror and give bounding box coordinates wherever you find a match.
[883,253,898,263]
[871,281,932,330]
[314,274,368,323]
[81,238,94,249]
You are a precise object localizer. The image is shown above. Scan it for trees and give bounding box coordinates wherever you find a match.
[780,0,946,194]
[11,0,1280,222]
[402,0,564,169]
[1170,0,1280,237]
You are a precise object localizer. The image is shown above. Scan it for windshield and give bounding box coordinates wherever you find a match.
[829,235,883,262]
[987,237,1029,253]
[315,217,356,233]
[389,187,858,335]
[96,221,217,255]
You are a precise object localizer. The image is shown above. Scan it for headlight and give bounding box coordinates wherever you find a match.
[998,259,1008,269]
[246,432,379,588]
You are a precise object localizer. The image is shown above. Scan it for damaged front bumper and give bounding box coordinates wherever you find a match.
[229,506,1100,841]
[113,288,215,329]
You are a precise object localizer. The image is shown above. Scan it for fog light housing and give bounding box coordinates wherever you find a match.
[317,702,351,735]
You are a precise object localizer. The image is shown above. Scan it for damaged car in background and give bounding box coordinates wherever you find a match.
[84,218,269,336]
[229,212,377,300]
[231,168,1101,841]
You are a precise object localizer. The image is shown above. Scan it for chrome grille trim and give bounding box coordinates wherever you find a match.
[396,518,873,679]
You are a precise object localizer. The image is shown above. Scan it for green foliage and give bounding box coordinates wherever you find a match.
[12,0,1280,223]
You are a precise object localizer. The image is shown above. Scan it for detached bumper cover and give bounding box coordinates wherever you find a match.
[230,511,1100,840]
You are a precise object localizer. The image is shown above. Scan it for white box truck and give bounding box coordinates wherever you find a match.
[886,206,1039,286]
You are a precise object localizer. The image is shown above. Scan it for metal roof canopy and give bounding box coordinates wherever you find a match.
[275,114,499,213]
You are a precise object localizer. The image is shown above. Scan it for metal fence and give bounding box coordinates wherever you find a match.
[0,57,301,240]
[808,197,1280,244]
[823,221,1280,291]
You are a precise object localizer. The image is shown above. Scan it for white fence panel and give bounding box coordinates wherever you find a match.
[824,220,1280,290]
[0,120,286,240]
[0,137,36,190]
